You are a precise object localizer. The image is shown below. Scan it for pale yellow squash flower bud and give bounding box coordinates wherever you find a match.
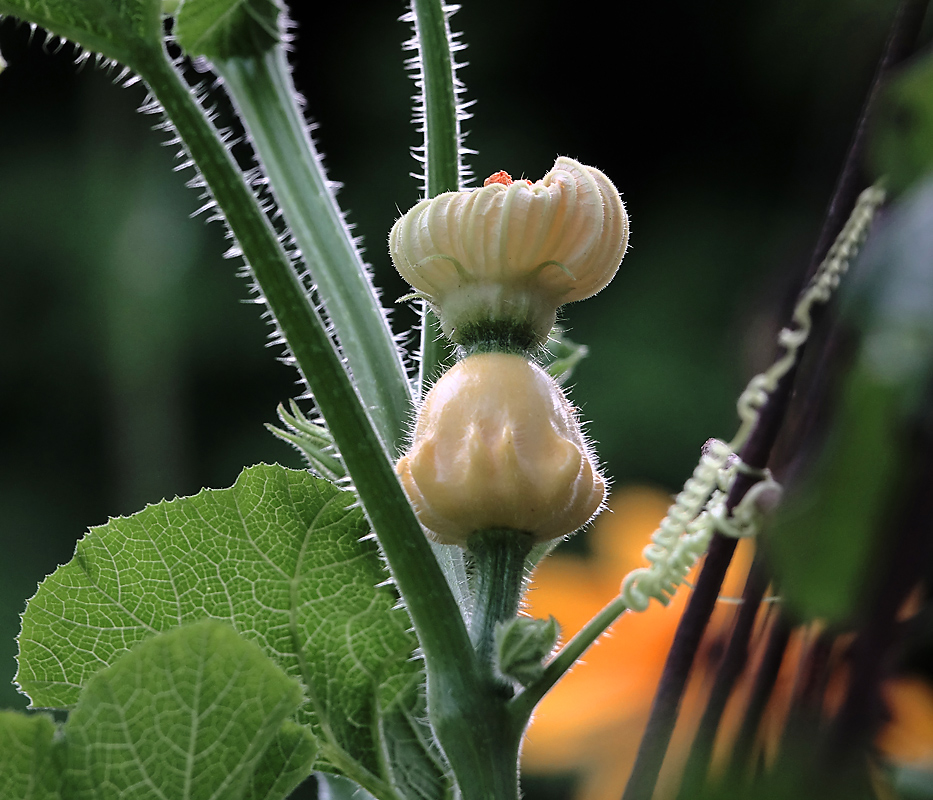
[390,157,629,350]
[395,352,606,546]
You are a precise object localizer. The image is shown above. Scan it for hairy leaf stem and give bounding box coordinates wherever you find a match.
[406,0,474,632]
[408,0,460,392]
[509,595,629,728]
[213,48,412,455]
[466,529,534,684]
[132,45,506,799]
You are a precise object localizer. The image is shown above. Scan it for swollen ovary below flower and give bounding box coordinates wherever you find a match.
[396,353,604,545]
[520,487,933,800]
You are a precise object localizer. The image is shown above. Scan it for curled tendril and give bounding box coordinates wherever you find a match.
[620,183,885,613]
[621,439,733,611]
[732,185,886,452]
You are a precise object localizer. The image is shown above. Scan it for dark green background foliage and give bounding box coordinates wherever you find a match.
[1,0,932,797]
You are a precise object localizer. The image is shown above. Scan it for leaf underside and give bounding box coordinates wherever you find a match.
[0,711,64,800]
[64,620,304,800]
[175,0,281,59]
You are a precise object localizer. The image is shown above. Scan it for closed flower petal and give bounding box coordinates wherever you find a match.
[390,157,629,349]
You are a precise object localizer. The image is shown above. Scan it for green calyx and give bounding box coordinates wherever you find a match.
[439,283,558,355]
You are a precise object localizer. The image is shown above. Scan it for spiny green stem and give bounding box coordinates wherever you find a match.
[409,0,459,393]
[133,30,483,725]
[213,47,412,454]
[132,44,521,800]
[509,595,628,728]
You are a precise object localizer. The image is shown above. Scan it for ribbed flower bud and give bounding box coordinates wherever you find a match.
[395,352,605,545]
[390,157,629,351]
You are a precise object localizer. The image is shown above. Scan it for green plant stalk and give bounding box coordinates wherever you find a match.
[509,595,629,728]
[405,0,473,622]
[213,48,411,454]
[410,0,459,393]
[132,46,515,800]
[466,530,534,682]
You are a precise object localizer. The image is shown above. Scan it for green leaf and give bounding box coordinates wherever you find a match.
[495,615,559,687]
[175,0,281,60]
[540,326,589,384]
[17,464,447,797]
[0,0,162,69]
[869,50,933,195]
[244,721,318,800]
[376,671,452,800]
[318,773,376,800]
[265,401,346,481]
[0,711,64,800]
[64,620,302,800]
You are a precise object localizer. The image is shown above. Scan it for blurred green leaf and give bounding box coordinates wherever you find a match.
[767,179,933,622]
[0,711,64,800]
[318,773,376,800]
[376,670,452,800]
[64,620,303,800]
[17,465,447,794]
[175,0,281,59]
[766,365,902,622]
[869,50,933,195]
[0,0,161,68]
[889,764,933,799]
[244,721,319,800]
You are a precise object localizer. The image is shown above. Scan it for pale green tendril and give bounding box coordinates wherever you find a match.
[620,184,886,613]
[731,185,887,451]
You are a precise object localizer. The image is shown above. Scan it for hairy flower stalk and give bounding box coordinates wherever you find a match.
[392,159,626,708]
[390,157,629,352]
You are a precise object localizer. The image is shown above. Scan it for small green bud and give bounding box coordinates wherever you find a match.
[495,615,560,687]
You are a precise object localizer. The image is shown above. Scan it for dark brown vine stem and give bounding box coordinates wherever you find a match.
[729,611,792,774]
[823,407,933,766]
[677,556,772,792]
[620,3,929,799]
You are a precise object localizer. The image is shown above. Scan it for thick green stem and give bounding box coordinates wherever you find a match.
[212,48,411,454]
[466,529,534,685]
[133,46,511,800]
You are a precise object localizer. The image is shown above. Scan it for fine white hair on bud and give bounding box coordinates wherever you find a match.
[389,156,629,351]
[395,352,606,545]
